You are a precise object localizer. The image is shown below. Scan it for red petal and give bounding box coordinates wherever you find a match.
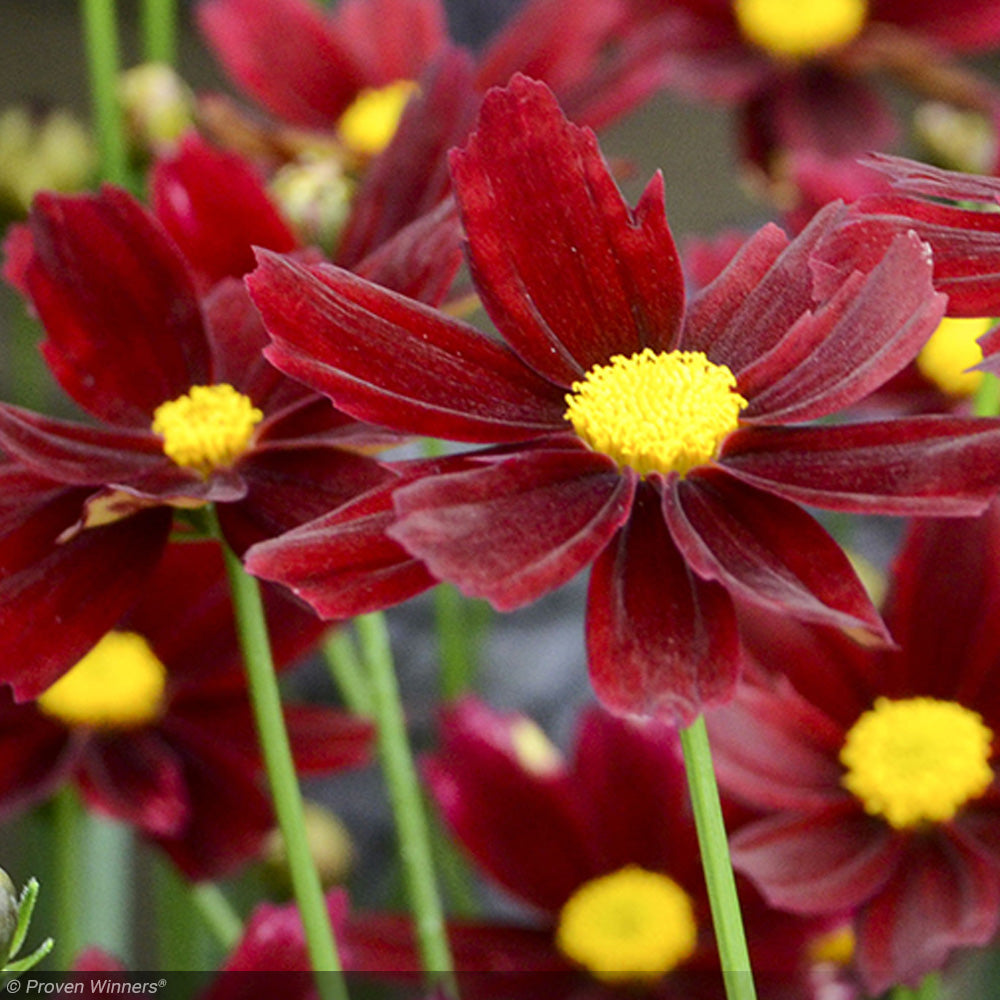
[244,474,437,619]
[249,250,565,442]
[721,417,1000,515]
[198,0,365,127]
[24,189,211,425]
[0,499,172,699]
[665,469,887,638]
[424,697,593,912]
[284,704,373,773]
[739,233,945,423]
[854,834,1000,995]
[78,732,190,837]
[451,75,685,385]
[391,445,633,610]
[730,807,903,913]
[586,481,741,724]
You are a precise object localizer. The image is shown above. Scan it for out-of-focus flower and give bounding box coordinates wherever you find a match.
[119,63,195,157]
[0,175,456,698]
[708,499,1000,993]
[247,75,1000,724]
[212,701,830,997]
[0,105,96,217]
[622,0,1000,176]
[0,541,372,881]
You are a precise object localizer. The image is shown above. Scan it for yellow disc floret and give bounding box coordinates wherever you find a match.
[337,80,418,158]
[564,348,746,477]
[733,0,868,59]
[152,384,263,477]
[916,316,992,397]
[840,696,995,830]
[37,631,168,729]
[556,865,698,984]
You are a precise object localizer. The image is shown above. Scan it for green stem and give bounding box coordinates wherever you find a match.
[141,0,177,65]
[973,371,1000,416]
[679,716,756,1000]
[435,583,477,700]
[80,0,129,186]
[210,510,348,1000]
[354,612,457,995]
[50,788,82,971]
[323,628,374,717]
[190,884,243,954]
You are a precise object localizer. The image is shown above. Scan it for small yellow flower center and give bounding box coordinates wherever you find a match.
[733,0,868,59]
[808,924,855,967]
[151,384,263,477]
[337,80,418,158]
[555,865,698,985]
[37,631,168,729]
[916,316,991,397]
[564,349,746,477]
[840,697,994,830]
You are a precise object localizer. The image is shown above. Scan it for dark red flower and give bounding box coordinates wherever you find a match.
[0,541,372,881]
[0,180,455,698]
[247,75,1000,723]
[623,0,1000,173]
[707,500,1000,993]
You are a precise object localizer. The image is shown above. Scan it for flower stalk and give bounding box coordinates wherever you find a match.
[679,715,756,1000]
[210,509,348,1000]
[353,611,457,996]
[141,0,177,65]
[80,0,129,186]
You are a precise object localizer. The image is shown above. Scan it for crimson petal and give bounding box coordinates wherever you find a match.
[730,807,902,913]
[391,446,633,611]
[665,469,887,638]
[451,75,685,385]
[249,250,566,442]
[854,834,1000,995]
[24,188,211,426]
[721,417,1000,515]
[586,481,740,724]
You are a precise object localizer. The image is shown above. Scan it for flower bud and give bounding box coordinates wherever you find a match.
[0,867,19,966]
[260,801,355,896]
[119,63,194,155]
[913,101,996,175]
[269,156,353,255]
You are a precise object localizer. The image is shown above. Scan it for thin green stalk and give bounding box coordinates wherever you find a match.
[80,0,129,186]
[50,788,83,971]
[435,582,478,700]
[141,0,177,65]
[189,884,243,954]
[354,612,457,995]
[323,627,374,717]
[210,510,348,1000]
[973,371,1000,416]
[679,716,756,1000]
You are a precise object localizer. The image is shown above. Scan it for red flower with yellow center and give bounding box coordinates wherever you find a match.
[248,75,1000,723]
[0,542,372,881]
[707,501,1000,993]
[0,177,460,698]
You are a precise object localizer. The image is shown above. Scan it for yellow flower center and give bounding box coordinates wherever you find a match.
[556,866,698,984]
[840,696,994,830]
[915,316,991,397]
[564,349,746,477]
[151,384,263,477]
[733,0,868,59]
[37,631,168,729]
[808,924,855,967]
[337,80,418,158]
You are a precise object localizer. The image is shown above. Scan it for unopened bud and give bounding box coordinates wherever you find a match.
[260,801,355,896]
[0,867,19,965]
[119,63,194,155]
[0,105,96,215]
[269,156,353,255]
[913,102,996,175]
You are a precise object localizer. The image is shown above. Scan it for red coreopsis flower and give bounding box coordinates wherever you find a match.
[622,0,1000,174]
[707,501,1000,993]
[0,541,372,881]
[0,179,460,699]
[246,75,1000,724]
